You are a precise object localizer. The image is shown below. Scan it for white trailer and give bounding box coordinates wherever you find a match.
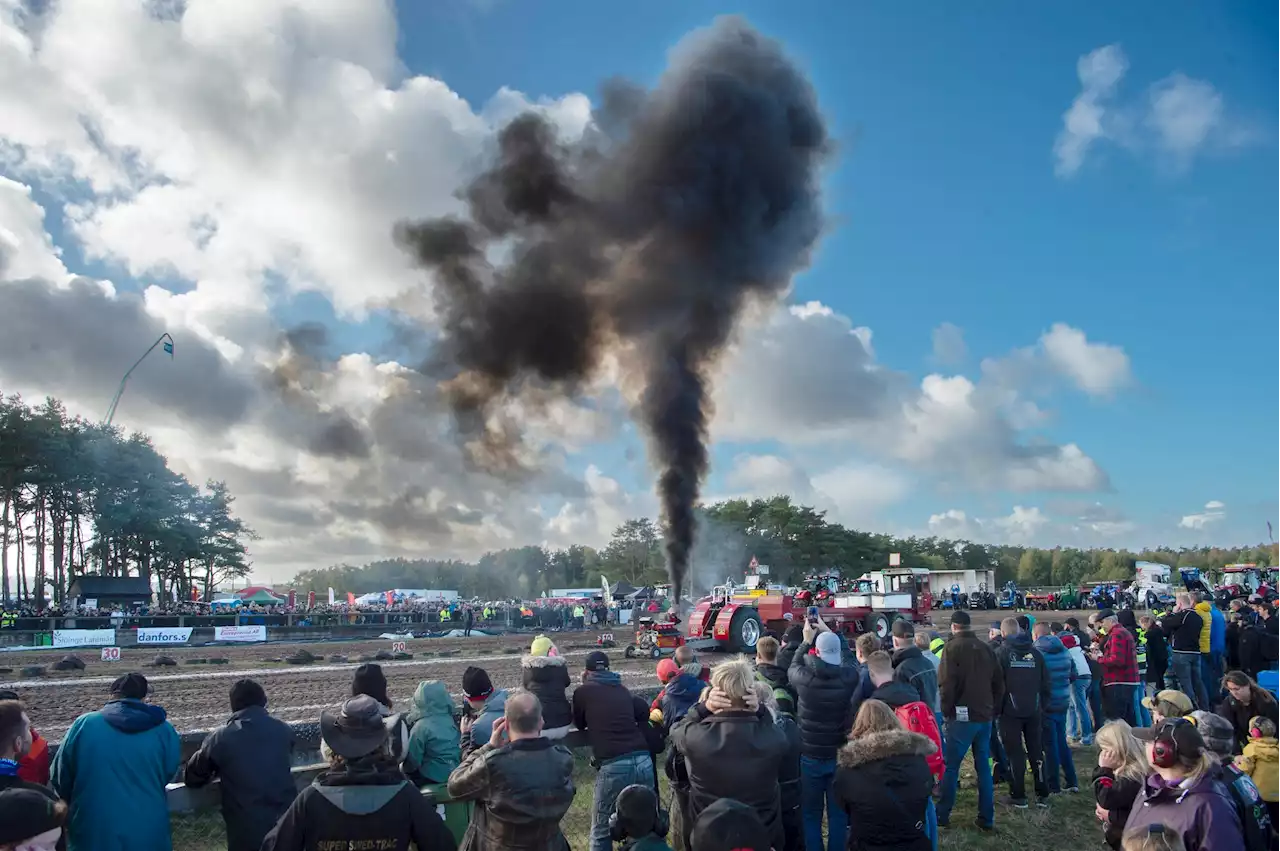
[929,569,997,601]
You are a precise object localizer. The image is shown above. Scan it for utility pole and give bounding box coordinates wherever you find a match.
[103,333,174,426]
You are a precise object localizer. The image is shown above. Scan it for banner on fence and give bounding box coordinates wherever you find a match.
[53,629,117,648]
[136,627,194,645]
[213,625,267,643]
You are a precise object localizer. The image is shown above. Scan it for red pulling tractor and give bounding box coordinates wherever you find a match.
[685,567,933,652]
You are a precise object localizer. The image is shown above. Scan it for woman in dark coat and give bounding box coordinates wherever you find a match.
[521,636,573,738]
[1217,671,1279,753]
[833,699,935,851]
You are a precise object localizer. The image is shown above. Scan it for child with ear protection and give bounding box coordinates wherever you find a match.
[608,784,673,851]
[1234,716,1278,824]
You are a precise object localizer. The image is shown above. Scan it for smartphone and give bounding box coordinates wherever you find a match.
[807,606,819,617]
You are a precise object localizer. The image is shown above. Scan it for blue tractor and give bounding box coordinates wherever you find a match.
[997,581,1024,610]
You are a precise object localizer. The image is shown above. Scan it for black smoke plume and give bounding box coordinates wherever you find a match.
[395,17,829,601]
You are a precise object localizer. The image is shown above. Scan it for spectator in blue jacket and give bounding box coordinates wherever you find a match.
[1032,623,1078,793]
[1208,604,1227,699]
[52,673,180,851]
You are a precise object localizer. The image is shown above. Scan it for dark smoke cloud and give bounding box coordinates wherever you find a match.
[395,17,829,601]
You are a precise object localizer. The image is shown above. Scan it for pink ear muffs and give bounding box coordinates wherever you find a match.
[547,646,559,657]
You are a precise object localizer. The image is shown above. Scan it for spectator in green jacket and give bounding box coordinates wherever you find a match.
[405,680,461,786]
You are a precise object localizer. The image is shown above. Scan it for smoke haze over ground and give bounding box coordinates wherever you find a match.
[395,16,830,601]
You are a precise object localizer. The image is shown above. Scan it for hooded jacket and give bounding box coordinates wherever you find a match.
[833,729,935,851]
[262,758,455,851]
[938,629,1004,724]
[520,655,573,730]
[1235,737,1278,802]
[466,689,510,756]
[755,661,797,717]
[51,699,181,851]
[1209,606,1227,655]
[1145,622,1169,680]
[1163,609,1206,653]
[892,645,940,714]
[656,673,705,733]
[994,631,1048,719]
[184,704,298,851]
[1194,602,1215,654]
[1091,766,1144,850]
[572,671,650,761]
[447,737,575,851]
[788,641,861,760]
[1060,632,1092,678]
[671,704,788,851]
[1034,633,1074,714]
[406,681,462,785]
[1124,771,1244,851]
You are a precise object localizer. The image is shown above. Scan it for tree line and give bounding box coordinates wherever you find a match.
[288,495,1279,600]
[1,393,255,608]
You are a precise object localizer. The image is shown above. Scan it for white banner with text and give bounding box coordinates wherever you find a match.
[213,625,267,643]
[53,629,117,648]
[136,627,195,645]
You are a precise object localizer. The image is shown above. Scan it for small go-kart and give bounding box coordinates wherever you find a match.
[624,617,686,660]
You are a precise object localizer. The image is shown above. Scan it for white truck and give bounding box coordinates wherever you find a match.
[1130,562,1176,610]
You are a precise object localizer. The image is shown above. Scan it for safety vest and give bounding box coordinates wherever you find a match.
[1135,626,1148,671]
[930,637,945,658]
[573,606,584,618]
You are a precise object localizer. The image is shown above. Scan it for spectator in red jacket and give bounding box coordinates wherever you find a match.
[1093,611,1139,726]
[0,690,50,785]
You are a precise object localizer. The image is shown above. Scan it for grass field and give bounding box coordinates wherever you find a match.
[170,744,1104,850]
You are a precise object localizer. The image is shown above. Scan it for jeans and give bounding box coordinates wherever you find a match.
[1102,685,1136,725]
[1171,651,1209,709]
[938,720,995,827]
[800,755,846,851]
[999,714,1048,803]
[591,751,654,851]
[924,797,938,851]
[1088,676,1104,732]
[1202,652,1223,701]
[1068,677,1093,743]
[1041,711,1077,792]
[1131,688,1151,727]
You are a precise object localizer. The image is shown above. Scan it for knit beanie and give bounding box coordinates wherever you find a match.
[351,663,391,707]
[529,635,555,657]
[462,666,493,699]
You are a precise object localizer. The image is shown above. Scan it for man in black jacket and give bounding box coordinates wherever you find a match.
[185,679,298,851]
[993,617,1050,809]
[866,651,921,709]
[936,610,1003,831]
[788,616,859,851]
[777,623,804,672]
[891,621,940,719]
[573,651,656,851]
[1161,593,1209,709]
[1140,615,1168,692]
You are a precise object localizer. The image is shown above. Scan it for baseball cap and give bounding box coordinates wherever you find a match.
[656,658,680,683]
[584,650,611,672]
[814,631,841,665]
[0,788,64,845]
[109,672,149,700]
[1132,718,1206,760]
[1142,689,1193,717]
[891,619,915,639]
[1097,608,1116,621]
[950,610,971,627]
[690,799,770,851]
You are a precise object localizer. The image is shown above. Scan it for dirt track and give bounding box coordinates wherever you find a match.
[2,607,1106,740]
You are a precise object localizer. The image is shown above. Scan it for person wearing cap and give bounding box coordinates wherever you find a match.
[787,613,859,851]
[0,787,67,851]
[522,636,573,739]
[183,678,298,851]
[690,798,771,851]
[262,695,454,851]
[572,650,656,851]
[608,783,673,851]
[0,690,49,785]
[1184,710,1275,850]
[1059,626,1095,746]
[1093,609,1140,726]
[1162,594,1210,710]
[460,667,509,756]
[1125,719,1244,851]
[1144,689,1194,725]
[671,659,788,851]
[51,672,179,851]
[935,609,1003,831]
[447,690,575,851]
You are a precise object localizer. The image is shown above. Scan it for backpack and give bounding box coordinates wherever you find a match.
[1219,763,1275,851]
[894,700,944,782]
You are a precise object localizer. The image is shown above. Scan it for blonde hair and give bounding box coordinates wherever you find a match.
[752,681,779,717]
[756,635,780,662]
[1120,824,1187,851]
[1095,721,1150,785]
[850,698,901,739]
[710,658,755,703]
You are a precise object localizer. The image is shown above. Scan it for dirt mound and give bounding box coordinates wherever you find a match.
[21,666,45,677]
[285,649,316,665]
[151,655,178,667]
[52,656,85,671]
[373,650,393,661]
[328,654,349,663]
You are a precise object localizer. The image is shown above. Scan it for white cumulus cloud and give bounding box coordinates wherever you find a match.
[1179,500,1226,530]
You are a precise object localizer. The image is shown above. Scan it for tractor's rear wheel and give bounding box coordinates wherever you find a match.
[728,609,762,653]
[865,612,889,639]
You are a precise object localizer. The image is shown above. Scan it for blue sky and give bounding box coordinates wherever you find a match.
[0,1,1274,577]
[396,0,1278,544]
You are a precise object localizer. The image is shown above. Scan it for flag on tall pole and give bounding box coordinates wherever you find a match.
[328,587,335,606]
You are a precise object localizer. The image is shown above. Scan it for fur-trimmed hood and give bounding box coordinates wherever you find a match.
[522,653,567,668]
[837,729,936,769]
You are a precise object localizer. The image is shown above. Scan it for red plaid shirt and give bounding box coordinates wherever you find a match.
[1098,625,1139,686]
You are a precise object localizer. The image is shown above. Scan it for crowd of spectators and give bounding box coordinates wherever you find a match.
[0,590,1276,851]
